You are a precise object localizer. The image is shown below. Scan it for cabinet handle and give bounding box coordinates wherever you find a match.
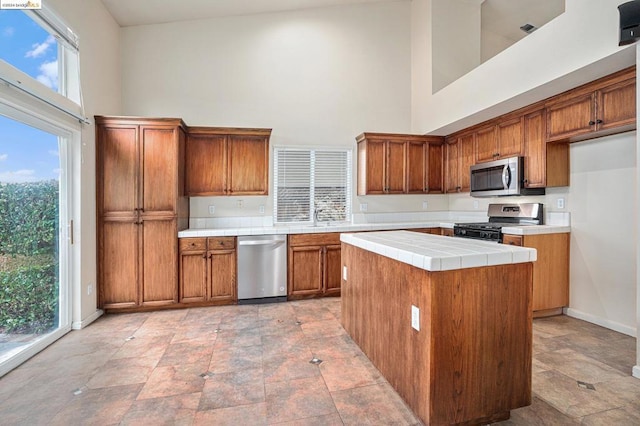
[524,179,528,186]
[589,120,596,126]
[202,254,207,259]
[596,119,603,124]
[456,186,461,192]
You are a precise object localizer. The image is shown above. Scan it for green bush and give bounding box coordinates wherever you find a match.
[0,262,58,333]
[0,181,59,257]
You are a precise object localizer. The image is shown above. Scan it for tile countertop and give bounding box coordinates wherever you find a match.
[341,230,537,272]
[177,221,570,238]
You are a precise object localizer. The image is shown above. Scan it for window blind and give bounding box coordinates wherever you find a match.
[274,148,351,224]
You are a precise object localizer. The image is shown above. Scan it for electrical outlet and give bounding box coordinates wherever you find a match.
[342,266,348,281]
[411,305,420,331]
[237,200,243,208]
[557,198,565,209]
[359,203,368,212]
[422,200,428,210]
[208,205,215,215]
[259,205,265,214]
[473,200,479,210]
[87,284,93,295]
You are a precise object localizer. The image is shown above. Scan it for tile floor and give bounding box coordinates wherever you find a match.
[0,298,639,425]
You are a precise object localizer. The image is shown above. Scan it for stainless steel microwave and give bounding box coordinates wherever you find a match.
[470,156,545,197]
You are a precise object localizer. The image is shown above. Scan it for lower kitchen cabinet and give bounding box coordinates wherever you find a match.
[288,233,341,299]
[502,233,570,315]
[179,237,237,305]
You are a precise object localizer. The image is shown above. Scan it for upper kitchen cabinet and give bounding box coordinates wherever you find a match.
[475,117,523,163]
[523,109,569,189]
[186,127,271,196]
[357,133,407,195]
[444,132,474,193]
[546,66,636,143]
[96,116,189,311]
[406,137,445,194]
[357,133,445,195]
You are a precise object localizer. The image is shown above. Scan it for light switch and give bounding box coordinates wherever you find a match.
[411,305,420,331]
[557,198,565,209]
[422,200,428,210]
[208,205,215,215]
[359,203,368,212]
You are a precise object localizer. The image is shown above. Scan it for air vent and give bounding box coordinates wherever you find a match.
[520,23,537,34]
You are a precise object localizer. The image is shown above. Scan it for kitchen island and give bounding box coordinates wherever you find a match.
[340,231,536,425]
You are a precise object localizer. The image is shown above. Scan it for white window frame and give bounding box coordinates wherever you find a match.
[273,146,352,225]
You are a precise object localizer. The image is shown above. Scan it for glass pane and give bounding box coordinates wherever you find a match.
[0,115,61,363]
[0,10,59,91]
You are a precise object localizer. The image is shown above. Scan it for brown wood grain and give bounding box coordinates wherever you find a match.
[523,109,546,188]
[427,141,444,193]
[209,249,237,301]
[341,242,532,425]
[185,133,227,195]
[497,116,524,159]
[227,135,269,195]
[475,125,499,163]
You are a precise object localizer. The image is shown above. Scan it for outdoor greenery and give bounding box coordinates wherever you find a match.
[0,181,59,334]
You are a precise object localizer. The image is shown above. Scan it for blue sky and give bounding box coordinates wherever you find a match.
[0,9,60,183]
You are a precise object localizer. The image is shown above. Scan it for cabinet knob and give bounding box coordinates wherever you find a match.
[202,254,207,259]
[596,119,603,124]
[589,120,596,126]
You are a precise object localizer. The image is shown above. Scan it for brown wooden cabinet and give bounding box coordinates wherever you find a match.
[178,237,237,305]
[475,118,523,163]
[502,233,570,314]
[186,127,270,196]
[546,67,636,142]
[523,109,569,188]
[288,233,341,299]
[406,139,444,194]
[357,133,407,195]
[96,116,189,311]
[445,133,474,193]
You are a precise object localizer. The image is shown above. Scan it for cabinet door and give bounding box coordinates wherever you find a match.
[228,135,269,195]
[406,141,426,193]
[179,239,207,303]
[99,125,138,215]
[358,139,385,194]
[523,234,570,312]
[444,139,460,193]
[597,78,636,131]
[385,140,406,193]
[497,117,524,159]
[209,249,237,302]
[141,217,178,306]
[100,220,139,308]
[426,142,444,193]
[141,126,178,213]
[185,134,227,196]
[288,245,324,297]
[475,125,498,163]
[323,245,342,296]
[546,93,595,141]
[523,110,546,188]
[459,134,475,192]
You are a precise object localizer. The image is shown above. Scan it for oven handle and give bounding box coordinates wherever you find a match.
[502,164,511,189]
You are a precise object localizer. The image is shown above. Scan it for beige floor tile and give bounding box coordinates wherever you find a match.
[137,362,208,400]
[121,392,201,426]
[194,402,268,426]
[331,383,419,425]
[265,376,337,423]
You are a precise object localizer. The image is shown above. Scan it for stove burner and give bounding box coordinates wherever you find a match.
[453,203,543,242]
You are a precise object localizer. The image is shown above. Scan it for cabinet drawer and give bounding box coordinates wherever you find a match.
[502,234,523,246]
[180,238,206,251]
[208,237,236,250]
[288,232,341,246]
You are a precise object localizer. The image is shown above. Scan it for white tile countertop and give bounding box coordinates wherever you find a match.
[340,230,537,272]
[178,221,570,238]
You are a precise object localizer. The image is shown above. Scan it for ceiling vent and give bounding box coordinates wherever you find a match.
[519,23,537,34]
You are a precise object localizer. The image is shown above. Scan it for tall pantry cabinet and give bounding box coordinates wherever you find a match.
[96,116,189,310]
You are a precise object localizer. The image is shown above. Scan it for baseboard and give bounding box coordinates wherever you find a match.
[633,365,640,379]
[71,309,104,330]
[564,308,637,337]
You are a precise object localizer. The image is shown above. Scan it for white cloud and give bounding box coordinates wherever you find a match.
[0,169,37,183]
[3,27,14,37]
[25,34,55,58]
[0,154,7,161]
[48,149,59,157]
[36,60,58,90]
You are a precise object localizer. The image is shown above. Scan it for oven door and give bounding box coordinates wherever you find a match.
[470,157,520,197]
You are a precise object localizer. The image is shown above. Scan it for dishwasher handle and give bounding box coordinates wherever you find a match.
[238,239,286,247]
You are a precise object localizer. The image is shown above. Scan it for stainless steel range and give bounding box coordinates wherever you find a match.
[453,203,543,242]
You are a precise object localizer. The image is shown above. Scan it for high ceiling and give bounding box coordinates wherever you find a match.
[100,0,394,27]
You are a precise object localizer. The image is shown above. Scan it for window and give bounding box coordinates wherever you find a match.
[274,148,352,224]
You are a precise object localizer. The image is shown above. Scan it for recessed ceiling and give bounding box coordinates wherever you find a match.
[100,0,396,27]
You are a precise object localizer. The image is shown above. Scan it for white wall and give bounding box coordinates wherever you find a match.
[431,0,481,93]
[120,1,413,220]
[48,0,121,326]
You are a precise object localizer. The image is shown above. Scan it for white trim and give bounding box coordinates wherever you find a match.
[633,365,640,379]
[564,307,637,337]
[72,309,103,330]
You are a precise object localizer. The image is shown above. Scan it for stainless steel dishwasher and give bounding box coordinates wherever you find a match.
[237,234,287,304]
